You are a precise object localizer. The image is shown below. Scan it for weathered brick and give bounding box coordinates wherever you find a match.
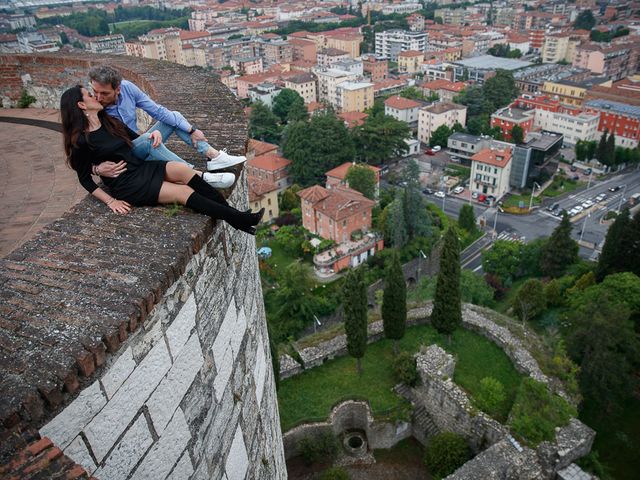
[75,351,95,378]
[26,437,52,457]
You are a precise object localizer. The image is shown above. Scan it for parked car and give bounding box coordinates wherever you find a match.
[584,168,592,175]
[453,186,464,194]
[596,193,607,202]
[547,202,560,212]
[450,155,461,163]
[432,145,442,152]
[574,205,584,213]
[571,175,580,181]
[570,165,578,172]
[434,191,445,198]
[422,188,433,195]
[425,148,435,156]
[582,200,594,209]
[472,192,479,199]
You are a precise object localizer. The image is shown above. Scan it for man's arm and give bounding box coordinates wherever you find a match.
[128,81,192,132]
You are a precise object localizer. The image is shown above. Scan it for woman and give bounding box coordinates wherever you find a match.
[61,85,262,234]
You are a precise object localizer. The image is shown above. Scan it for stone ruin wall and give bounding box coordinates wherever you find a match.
[0,53,285,479]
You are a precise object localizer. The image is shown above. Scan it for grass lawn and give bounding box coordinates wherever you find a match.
[259,239,302,279]
[278,325,523,431]
[503,193,541,209]
[542,177,584,198]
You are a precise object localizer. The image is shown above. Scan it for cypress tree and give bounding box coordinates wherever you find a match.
[458,204,477,233]
[540,213,579,278]
[344,267,368,374]
[596,208,632,281]
[431,227,462,344]
[629,211,640,277]
[606,132,616,167]
[596,130,609,165]
[382,252,407,354]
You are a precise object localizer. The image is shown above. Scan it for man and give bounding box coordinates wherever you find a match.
[88,65,245,186]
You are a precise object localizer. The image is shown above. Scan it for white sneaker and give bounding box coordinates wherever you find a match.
[206,149,247,171]
[202,172,235,189]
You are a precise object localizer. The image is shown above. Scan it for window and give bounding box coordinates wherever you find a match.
[267,198,271,206]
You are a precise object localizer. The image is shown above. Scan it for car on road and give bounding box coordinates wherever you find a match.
[432,145,442,152]
[425,148,435,155]
[582,200,594,209]
[595,193,607,202]
[434,191,445,198]
[552,208,563,217]
[574,205,584,213]
[453,186,464,194]
[609,185,624,192]
[422,188,433,195]
[472,192,479,199]
[547,202,560,212]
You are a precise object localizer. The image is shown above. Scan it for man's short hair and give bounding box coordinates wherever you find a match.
[88,65,122,89]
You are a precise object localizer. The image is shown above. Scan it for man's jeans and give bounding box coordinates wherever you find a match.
[131,132,194,167]
[147,121,212,157]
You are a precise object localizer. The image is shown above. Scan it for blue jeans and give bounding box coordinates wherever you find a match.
[131,132,194,167]
[147,121,212,156]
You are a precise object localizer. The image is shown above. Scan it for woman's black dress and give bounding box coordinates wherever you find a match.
[72,125,166,205]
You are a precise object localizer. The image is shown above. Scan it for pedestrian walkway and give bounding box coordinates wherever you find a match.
[0,109,86,258]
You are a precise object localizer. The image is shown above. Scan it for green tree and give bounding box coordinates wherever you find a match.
[454,86,492,117]
[399,86,424,100]
[384,194,408,248]
[343,267,368,375]
[510,124,524,144]
[346,164,376,199]
[575,140,588,162]
[596,208,631,280]
[629,211,640,277]
[567,293,639,412]
[476,377,506,417]
[512,279,546,324]
[273,261,318,339]
[249,101,281,144]
[429,124,453,147]
[272,88,305,123]
[596,130,609,165]
[402,160,432,240]
[287,100,309,123]
[431,227,462,344]
[540,213,578,277]
[482,70,520,110]
[458,204,476,233]
[574,10,596,30]
[606,132,616,166]
[482,240,522,284]
[283,112,355,186]
[424,432,470,478]
[544,279,563,307]
[382,253,407,353]
[279,184,302,212]
[352,114,410,164]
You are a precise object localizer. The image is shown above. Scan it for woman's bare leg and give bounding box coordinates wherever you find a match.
[164,162,199,184]
[157,182,193,205]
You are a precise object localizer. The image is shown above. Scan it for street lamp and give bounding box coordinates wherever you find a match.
[586,169,594,190]
[579,212,590,243]
[493,208,499,237]
[528,182,541,212]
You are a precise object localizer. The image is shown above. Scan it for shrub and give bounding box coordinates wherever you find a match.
[424,432,470,479]
[544,279,563,307]
[18,89,36,108]
[319,467,351,480]
[484,274,507,300]
[475,377,506,417]
[298,431,339,466]
[393,351,418,387]
[509,378,576,446]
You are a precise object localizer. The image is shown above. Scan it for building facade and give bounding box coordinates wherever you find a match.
[470,148,513,200]
[418,102,467,144]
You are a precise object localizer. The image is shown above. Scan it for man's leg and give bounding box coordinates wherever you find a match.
[131,133,193,166]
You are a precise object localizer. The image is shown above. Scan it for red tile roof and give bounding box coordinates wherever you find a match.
[297,185,375,221]
[248,139,278,157]
[384,95,421,110]
[338,111,368,128]
[248,153,291,171]
[248,176,279,201]
[326,162,380,180]
[422,79,465,92]
[398,50,424,58]
[471,148,512,168]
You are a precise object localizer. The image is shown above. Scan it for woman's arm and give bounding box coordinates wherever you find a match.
[91,187,132,215]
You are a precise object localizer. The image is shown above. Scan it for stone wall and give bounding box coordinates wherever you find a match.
[0,53,285,479]
[282,401,412,460]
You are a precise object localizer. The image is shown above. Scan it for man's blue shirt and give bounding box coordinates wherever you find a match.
[105,80,192,133]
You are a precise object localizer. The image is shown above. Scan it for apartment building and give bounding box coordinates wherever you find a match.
[289,37,316,62]
[284,72,317,104]
[362,55,388,82]
[230,56,263,75]
[260,39,293,66]
[470,147,513,200]
[407,12,426,31]
[375,30,427,61]
[398,50,424,73]
[452,55,531,85]
[314,68,357,104]
[583,99,640,148]
[418,102,467,144]
[317,47,350,68]
[384,96,421,125]
[541,33,579,64]
[248,177,279,223]
[491,106,535,141]
[246,153,292,193]
[573,43,632,82]
[88,34,125,54]
[326,32,362,59]
[332,59,364,77]
[421,79,465,103]
[336,82,374,113]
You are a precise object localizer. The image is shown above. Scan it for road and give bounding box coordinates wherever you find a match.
[385,162,640,272]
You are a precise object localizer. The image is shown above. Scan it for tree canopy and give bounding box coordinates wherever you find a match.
[574,10,596,30]
[540,213,578,277]
[272,88,306,123]
[283,111,355,186]
[352,114,410,164]
[343,267,368,374]
[458,204,476,233]
[431,227,462,341]
[249,101,281,144]
[346,164,376,199]
[429,124,453,148]
[382,252,407,352]
[596,208,632,280]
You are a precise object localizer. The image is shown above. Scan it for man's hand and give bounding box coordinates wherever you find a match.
[96,161,127,178]
[149,130,162,148]
[191,129,207,143]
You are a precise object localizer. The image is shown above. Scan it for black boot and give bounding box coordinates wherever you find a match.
[186,192,260,233]
[187,174,229,206]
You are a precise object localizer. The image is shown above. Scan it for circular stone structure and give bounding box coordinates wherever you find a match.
[343,430,368,457]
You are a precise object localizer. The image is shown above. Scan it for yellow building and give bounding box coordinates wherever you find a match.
[541,34,579,64]
[398,50,424,73]
[284,72,317,104]
[248,177,279,223]
[542,81,588,107]
[326,33,362,59]
[336,81,374,113]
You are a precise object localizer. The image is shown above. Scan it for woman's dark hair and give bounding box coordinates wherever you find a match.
[60,84,132,171]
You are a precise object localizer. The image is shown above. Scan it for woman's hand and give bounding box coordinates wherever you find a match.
[96,161,127,178]
[108,199,132,215]
[149,130,162,148]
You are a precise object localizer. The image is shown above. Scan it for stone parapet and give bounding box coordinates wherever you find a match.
[0,53,284,479]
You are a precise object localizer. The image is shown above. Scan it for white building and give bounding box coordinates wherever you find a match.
[384,95,421,126]
[533,109,599,146]
[313,68,357,104]
[284,72,317,104]
[88,34,126,54]
[248,82,281,108]
[470,147,513,200]
[375,30,427,61]
[418,102,467,145]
